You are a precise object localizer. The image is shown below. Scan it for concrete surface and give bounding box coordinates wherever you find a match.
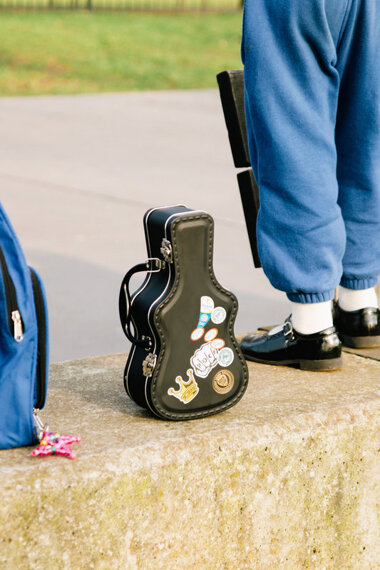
[0,351,379,569]
[0,90,290,362]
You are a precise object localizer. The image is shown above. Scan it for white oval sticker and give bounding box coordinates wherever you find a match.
[211,338,226,350]
[191,327,204,342]
[204,328,218,342]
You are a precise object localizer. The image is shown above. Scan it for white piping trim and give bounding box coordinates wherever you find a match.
[125,206,176,396]
[143,208,207,413]
[124,205,186,399]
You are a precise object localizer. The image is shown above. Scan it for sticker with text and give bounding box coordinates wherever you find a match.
[204,328,218,342]
[212,369,235,394]
[191,296,215,341]
[190,341,219,379]
[190,327,204,342]
[217,347,234,367]
[168,369,199,404]
[211,338,225,350]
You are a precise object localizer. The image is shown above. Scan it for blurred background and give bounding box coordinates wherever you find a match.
[0,3,290,362]
[0,0,241,11]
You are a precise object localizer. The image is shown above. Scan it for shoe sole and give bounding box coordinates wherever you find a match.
[243,354,343,371]
[340,334,380,349]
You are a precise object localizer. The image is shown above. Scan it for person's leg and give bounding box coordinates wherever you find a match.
[241,0,380,360]
[241,0,348,305]
[335,0,380,300]
[240,0,349,369]
[331,0,380,348]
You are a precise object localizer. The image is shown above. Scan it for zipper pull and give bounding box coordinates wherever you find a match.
[11,310,24,342]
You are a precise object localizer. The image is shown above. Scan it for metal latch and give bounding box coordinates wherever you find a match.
[160,238,173,263]
[142,353,157,378]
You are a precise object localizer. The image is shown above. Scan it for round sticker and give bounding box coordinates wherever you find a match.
[211,338,225,350]
[217,347,234,367]
[191,327,204,342]
[204,328,218,342]
[212,369,235,394]
[211,307,226,325]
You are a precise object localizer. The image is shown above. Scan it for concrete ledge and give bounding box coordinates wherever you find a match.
[0,351,379,569]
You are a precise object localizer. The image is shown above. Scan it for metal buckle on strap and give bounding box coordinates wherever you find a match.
[283,320,295,341]
[145,258,166,272]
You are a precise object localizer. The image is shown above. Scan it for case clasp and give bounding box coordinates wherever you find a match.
[160,238,173,263]
[142,353,157,378]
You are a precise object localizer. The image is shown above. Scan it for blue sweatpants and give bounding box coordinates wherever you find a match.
[242,0,380,303]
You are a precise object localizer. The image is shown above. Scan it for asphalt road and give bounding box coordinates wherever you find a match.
[0,90,289,362]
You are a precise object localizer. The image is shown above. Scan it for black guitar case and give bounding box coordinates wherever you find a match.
[119,205,248,420]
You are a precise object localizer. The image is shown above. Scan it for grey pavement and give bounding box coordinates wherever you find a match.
[0,90,289,362]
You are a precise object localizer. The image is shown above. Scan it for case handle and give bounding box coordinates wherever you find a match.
[119,259,164,348]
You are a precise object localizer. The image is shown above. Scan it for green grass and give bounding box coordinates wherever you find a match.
[1,0,241,9]
[0,12,243,95]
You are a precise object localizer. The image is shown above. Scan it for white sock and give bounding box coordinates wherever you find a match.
[291,301,333,335]
[338,286,379,312]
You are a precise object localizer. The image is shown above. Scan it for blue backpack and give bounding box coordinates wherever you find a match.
[0,203,49,449]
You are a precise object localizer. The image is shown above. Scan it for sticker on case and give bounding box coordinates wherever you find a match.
[190,327,205,342]
[168,369,199,404]
[190,342,219,379]
[196,296,214,328]
[204,328,218,342]
[217,347,234,367]
[211,306,226,325]
[212,369,235,394]
[191,296,215,340]
[211,338,225,350]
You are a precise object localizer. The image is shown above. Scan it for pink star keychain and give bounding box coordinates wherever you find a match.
[32,431,81,459]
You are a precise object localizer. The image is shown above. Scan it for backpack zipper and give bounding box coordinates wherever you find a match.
[0,245,24,342]
[30,268,48,410]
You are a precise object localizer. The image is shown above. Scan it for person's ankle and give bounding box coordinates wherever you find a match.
[338,286,379,312]
[291,300,333,335]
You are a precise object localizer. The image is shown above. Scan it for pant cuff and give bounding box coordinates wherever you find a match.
[340,276,379,290]
[286,290,336,303]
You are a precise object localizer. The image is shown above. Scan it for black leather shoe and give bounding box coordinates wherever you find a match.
[333,304,380,348]
[240,318,342,371]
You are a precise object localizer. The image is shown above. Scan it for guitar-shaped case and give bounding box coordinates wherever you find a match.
[119,205,248,420]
